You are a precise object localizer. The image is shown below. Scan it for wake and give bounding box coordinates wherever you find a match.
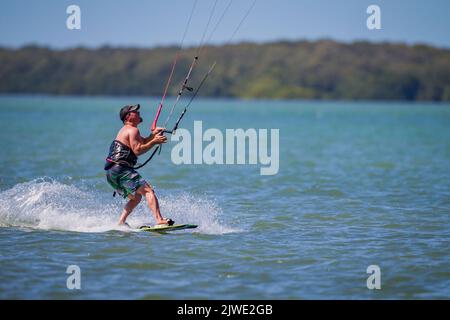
[0,178,238,234]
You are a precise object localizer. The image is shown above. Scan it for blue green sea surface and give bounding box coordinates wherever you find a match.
[0,96,449,299]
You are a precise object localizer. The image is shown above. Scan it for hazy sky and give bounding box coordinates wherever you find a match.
[0,0,449,49]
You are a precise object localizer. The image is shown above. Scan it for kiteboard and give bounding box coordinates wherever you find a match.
[139,224,198,233]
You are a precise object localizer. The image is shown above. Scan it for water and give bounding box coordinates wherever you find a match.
[0,96,449,299]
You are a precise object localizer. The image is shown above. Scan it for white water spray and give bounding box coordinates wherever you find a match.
[0,178,239,234]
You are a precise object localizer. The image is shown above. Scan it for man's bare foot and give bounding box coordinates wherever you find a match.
[156,218,174,226]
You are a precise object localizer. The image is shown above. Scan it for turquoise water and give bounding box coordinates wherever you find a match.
[0,96,449,299]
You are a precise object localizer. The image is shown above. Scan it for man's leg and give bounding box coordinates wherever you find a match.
[136,183,171,225]
[118,193,142,225]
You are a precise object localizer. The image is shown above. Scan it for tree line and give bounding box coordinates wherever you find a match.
[1,40,449,101]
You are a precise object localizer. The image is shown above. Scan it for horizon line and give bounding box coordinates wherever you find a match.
[1,37,449,51]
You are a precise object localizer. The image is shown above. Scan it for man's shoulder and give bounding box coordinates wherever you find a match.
[125,125,139,134]
[119,125,139,136]
[121,126,143,145]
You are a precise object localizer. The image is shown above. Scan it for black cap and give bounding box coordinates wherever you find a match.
[120,104,140,122]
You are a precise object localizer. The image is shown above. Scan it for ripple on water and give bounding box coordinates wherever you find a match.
[303,187,345,198]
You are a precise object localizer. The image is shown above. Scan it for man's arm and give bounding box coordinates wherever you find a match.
[141,127,165,144]
[141,133,154,144]
[129,127,167,156]
[129,128,156,156]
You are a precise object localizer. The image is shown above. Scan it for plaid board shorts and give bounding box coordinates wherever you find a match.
[106,164,147,198]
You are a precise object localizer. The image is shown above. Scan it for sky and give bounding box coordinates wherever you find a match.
[0,0,449,49]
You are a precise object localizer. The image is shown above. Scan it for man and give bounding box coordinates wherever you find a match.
[104,104,173,227]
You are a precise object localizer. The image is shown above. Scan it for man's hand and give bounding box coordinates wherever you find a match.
[151,127,167,145]
[152,131,167,145]
[152,127,166,136]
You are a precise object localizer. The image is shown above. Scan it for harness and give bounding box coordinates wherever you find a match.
[104,140,139,198]
[104,140,137,170]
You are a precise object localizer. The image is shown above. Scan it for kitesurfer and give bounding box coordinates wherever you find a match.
[104,104,174,227]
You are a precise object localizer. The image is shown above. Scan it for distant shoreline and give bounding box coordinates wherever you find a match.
[2,38,450,52]
[1,39,449,101]
[1,94,449,106]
